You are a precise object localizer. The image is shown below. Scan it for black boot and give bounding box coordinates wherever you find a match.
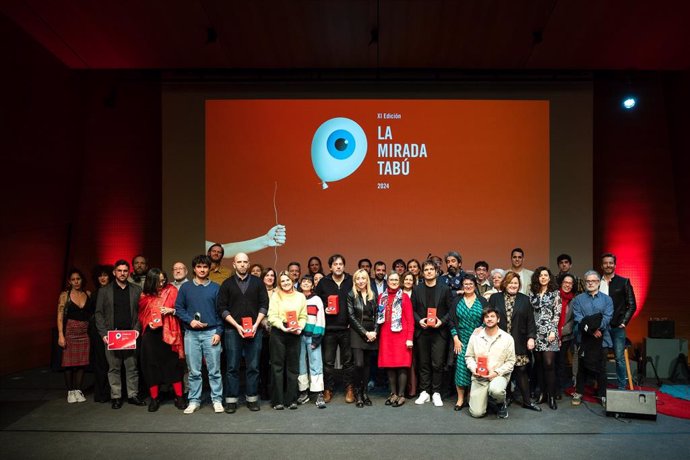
[548,395,558,410]
[363,387,372,406]
[355,388,364,408]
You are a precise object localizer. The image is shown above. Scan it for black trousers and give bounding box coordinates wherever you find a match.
[352,348,373,390]
[575,346,608,398]
[269,329,301,406]
[88,322,110,401]
[322,329,353,391]
[416,331,447,394]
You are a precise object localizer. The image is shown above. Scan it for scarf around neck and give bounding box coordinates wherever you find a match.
[377,288,403,332]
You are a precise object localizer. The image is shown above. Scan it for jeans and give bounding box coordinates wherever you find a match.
[185,329,223,404]
[298,335,324,392]
[610,326,628,389]
[224,328,263,402]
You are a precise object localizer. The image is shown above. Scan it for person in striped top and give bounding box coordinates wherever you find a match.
[297,276,327,408]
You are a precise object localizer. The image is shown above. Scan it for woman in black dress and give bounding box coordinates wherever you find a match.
[348,268,379,407]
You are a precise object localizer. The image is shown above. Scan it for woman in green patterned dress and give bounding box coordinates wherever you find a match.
[449,274,487,411]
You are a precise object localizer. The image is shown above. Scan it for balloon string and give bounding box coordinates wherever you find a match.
[273,181,278,269]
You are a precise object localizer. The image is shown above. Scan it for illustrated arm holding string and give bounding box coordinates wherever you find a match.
[205,225,286,258]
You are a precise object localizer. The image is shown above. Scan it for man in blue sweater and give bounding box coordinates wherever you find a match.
[175,254,224,414]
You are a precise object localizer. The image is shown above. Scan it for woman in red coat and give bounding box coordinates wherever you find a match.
[377,272,414,407]
[138,268,185,412]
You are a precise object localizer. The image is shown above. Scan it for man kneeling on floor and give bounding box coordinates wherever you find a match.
[465,307,516,418]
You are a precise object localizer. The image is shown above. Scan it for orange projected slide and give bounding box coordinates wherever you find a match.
[206,99,549,271]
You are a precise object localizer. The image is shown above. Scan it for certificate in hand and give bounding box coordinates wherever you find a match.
[107,330,139,350]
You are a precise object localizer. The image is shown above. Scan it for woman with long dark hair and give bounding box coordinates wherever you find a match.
[57,269,93,403]
[138,268,185,412]
[529,267,562,410]
[307,256,323,276]
[556,274,576,398]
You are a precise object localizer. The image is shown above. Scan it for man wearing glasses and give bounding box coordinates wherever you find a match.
[569,270,613,406]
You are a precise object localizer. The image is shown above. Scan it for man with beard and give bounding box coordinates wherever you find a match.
[441,251,466,300]
[371,261,387,299]
[465,307,516,418]
[171,262,189,289]
[216,252,269,413]
[508,248,533,295]
[127,255,148,289]
[570,270,613,406]
[599,253,636,390]
[208,243,231,284]
[314,254,354,403]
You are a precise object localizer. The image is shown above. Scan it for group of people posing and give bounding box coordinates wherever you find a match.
[56,247,636,419]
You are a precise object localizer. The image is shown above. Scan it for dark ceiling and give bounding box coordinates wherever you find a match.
[3,0,689,71]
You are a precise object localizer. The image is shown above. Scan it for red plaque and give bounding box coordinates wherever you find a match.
[107,330,139,350]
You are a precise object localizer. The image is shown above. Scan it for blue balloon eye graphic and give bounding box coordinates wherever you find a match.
[312,118,367,189]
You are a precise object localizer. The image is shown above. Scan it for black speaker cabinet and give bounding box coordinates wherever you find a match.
[648,320,675,339]
[605,389,657,420]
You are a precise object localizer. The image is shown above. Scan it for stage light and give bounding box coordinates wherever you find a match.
[622,97,637,110]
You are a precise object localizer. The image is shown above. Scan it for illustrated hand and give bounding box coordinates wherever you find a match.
[265,225,286,247]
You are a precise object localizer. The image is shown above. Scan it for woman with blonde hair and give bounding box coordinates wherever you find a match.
[267,271,307,410]
[347,269,379,407]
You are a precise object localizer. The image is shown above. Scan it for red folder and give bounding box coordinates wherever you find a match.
[107,330,139,350]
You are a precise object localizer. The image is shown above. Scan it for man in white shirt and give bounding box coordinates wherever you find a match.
[465,306,516,418]
[507,248,533,295]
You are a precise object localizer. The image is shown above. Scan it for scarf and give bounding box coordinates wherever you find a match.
[139,286,184,359]
[377,288,403,332]
[558,288,576,333]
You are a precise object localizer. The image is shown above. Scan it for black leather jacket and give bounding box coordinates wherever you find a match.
[347,291,379,339]
[606,275,637,327]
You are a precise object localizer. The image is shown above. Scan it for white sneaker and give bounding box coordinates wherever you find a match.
[213,401,224,413]
[183,403,200,414]
[415,391,430,405]
[67,390,77,404]
[432,392,443,407]
[74,390,86,403]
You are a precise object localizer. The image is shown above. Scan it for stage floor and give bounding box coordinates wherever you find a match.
[1,368,689,459]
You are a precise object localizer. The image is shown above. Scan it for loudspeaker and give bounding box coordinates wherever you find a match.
[648,320,675,338]
[645,338,689,378]
[605,389,657,420]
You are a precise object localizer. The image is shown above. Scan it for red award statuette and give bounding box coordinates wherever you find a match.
[325,295,339,315]
[426,308,437,326]
[241,317,254,338]
[286,310,298,329]
[476,356,489,377]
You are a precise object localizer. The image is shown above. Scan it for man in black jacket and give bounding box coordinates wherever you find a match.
[599,253,637,390]
[413,260,452,407]
[216,252,269,413]
[314,254,354,403]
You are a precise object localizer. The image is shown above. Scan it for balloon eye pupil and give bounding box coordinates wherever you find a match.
[335,138,348,151]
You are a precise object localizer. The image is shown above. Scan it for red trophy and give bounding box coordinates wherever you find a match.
[285,310,298,329]
[325,295,339,315]
[241,317,254,338]
[476,356,489,377]
[426,308,437,326]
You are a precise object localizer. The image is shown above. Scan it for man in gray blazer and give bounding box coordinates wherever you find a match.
[95,259,145,409]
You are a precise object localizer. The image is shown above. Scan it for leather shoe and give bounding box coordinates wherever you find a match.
[345,385,355,404]
[111,398,123,409]
[363,393,372,406]
[148,398,160,412]
[174,396,186,410]
[128,396,147,406]
[224,402,237,414]
[247,401,260,412]
[522,402,542,412]
[536,393,547,405]
[323,389,333,403]
[548,396,558,410]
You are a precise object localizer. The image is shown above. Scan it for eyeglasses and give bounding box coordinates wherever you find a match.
[585,279,600,284]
